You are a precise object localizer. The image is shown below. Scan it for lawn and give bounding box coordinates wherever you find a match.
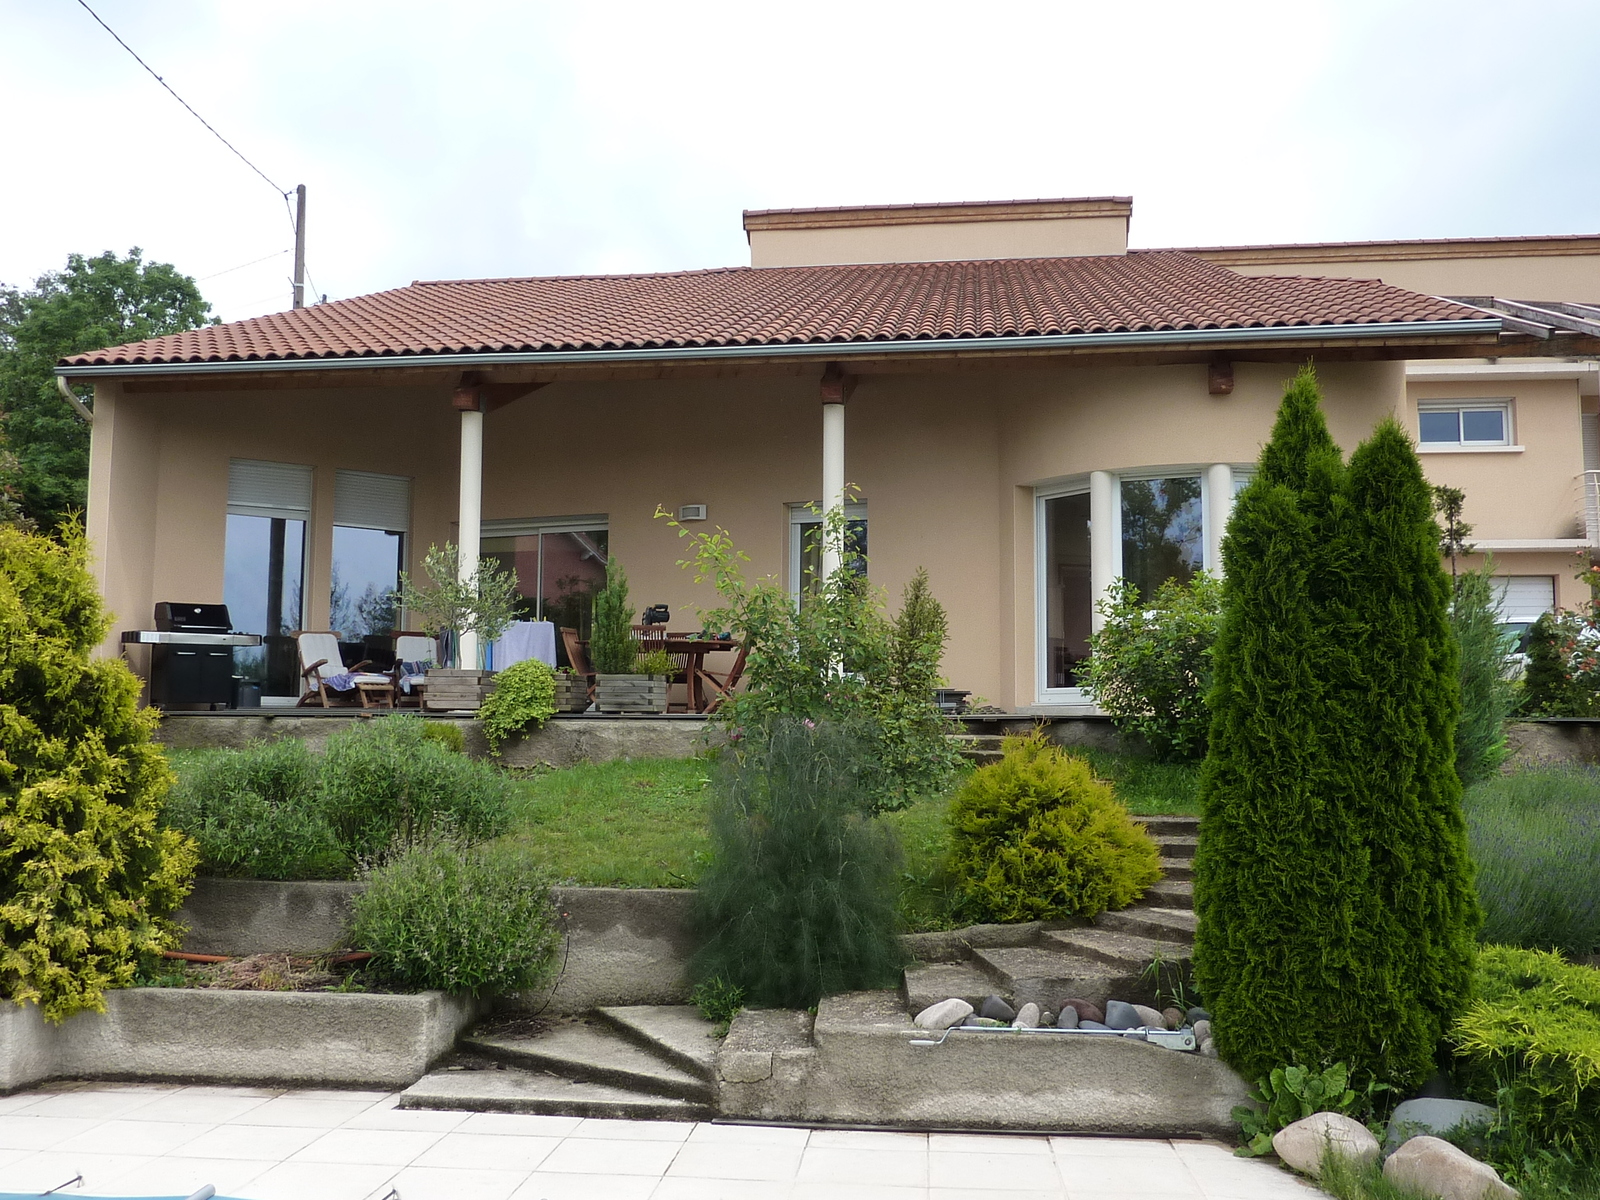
[502,744,1199,929]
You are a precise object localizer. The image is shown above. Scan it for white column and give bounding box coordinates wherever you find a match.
[821,400,846,580]
[457,406,484,669]
[1206,462,1234,577]
[1089,470,1115,633]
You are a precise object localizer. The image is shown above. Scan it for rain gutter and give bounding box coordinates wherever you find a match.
[54,319,1505,380]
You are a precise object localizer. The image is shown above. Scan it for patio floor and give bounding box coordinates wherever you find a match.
[0,1082,1323,1200]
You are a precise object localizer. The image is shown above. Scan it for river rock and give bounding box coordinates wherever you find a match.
[1199,1038,1216,1057]
[1132,1004,1166,1029]
[979,995,1016,1022]
[914,998,973,1030]
[1385,1099,1498,1152]
[1192,1019,1212,1045]
[1057,998,1104,1024]
[1080,1020,1111,1031]
[1040,1011,1055,1027]
[1186,1006,1211,1024]
[1055,1006,1079,1030]
[1013,1002,1041,1029]
[1161,1007,1185,1030]
[1104,1000,1140,1030]
[1383,1135,1516,1200]
[963,1016,1008,1028]
[1272,1112,1380,1177]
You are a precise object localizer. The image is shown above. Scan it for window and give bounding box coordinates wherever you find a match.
[1418,401,1512,448]
[331,470,410,640]
[224,459,310,697]
[1116,474,1205,600]
[789,502,867,607]
[1491,575,1555,647]
[1042,491,1091,690]
[480,517,609,653]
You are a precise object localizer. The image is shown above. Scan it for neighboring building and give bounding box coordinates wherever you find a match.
[64,198,1600,711]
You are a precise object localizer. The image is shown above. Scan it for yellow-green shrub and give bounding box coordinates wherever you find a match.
[947,734,1161,923]
[1452,945,1600,1160]
[0,525,196,1021]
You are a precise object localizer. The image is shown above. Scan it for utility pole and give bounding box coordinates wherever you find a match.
[292,184,307,309]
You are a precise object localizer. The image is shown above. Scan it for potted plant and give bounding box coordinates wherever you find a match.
[552,667,590,713]
[397,543,518,712]
[590,558,670,714]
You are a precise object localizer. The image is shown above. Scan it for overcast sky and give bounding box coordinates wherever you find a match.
[5,0,1598,324]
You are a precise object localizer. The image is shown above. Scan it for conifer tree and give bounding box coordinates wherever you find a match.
[1193,368,1477,1088]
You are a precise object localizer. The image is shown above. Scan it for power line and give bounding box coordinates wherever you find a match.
[74,0,289,200]
[197,248,290,282]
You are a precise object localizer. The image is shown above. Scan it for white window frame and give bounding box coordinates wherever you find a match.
[1035,480,1093,705]
[787,501,867,598]
[1416,399,1515,450]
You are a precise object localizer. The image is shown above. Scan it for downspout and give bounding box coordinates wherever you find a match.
[57,376,94,424]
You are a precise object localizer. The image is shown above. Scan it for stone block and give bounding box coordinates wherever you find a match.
[1272,1112,1379,1177]
[1383,1135,1516,1200]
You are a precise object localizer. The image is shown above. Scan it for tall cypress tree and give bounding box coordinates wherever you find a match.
[1193,368,1477,1087]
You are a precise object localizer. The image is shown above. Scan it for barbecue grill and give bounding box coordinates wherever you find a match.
[121,603,262,709]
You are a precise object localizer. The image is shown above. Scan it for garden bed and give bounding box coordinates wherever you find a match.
[0,985,478,1093]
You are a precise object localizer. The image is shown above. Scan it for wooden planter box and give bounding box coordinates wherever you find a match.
[423,668,496,712]
[552,675,590,713]
[595,673,669,714]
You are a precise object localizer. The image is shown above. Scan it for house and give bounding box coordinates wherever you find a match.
[64,197,1600,712]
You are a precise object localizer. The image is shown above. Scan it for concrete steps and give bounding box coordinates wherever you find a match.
[399,1006,718,1120]
[948,732,1006,764]
[900,814,1200,1018]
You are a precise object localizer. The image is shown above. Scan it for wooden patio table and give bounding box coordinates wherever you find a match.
[661,635,740,713]
[580,634,740,713]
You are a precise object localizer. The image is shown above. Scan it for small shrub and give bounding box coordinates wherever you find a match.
[161,740,344,879]
[1464,769,1600,955]
[692,720,904,1008]
[691,976,746,1035]
[1233,1062,1359,1156]
[419,722,466,754]
[1452,563,1517,784]
[321,714,514,866]
[1452,946,1600,1163]
[947,733,1161,923]
[659,509,960,813]
[589,557,636,674]
[478,659,556,754]
[0,524,196,1021]
[351,843,561,996]
[1081,572,1222,762]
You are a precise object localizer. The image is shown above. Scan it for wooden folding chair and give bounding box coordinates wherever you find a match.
[560,627,597,700]
[695,642,748,714]
[390,631,438,709]
[294,631,395,708]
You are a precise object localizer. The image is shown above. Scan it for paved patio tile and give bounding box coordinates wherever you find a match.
[931,1148,1065,1190]
[508,1170,658,1200]
[232,1157,398,1200]
[378,1163,529,1200]
[290,1124,445,1165]
[665,1139,805,1181]
[799,1145,930,1187]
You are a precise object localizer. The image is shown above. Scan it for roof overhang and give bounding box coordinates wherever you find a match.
[56,318,1508,382]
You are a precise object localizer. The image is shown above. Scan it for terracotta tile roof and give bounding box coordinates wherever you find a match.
[62,251,1487,368]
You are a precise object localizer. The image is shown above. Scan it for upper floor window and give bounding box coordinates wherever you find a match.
[1418,401,1512,448]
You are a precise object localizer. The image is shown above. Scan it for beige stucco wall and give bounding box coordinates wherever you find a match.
[93,353,1595,709]
[749,215,1129,267]
[1214,252,1600,304]
[1406,377,1586,543]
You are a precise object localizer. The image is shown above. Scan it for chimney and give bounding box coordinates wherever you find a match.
[742,197,1132,268]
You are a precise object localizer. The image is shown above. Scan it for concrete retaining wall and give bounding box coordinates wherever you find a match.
[156,712,713,766]
[1503,720,1600,770]
[717,991,1250,1137]
[0,987,477,1093]
[178,878,363,955]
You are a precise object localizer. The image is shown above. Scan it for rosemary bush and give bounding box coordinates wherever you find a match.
[162,739,343,879]
[351,842,561,996]
[321,714,514,866]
